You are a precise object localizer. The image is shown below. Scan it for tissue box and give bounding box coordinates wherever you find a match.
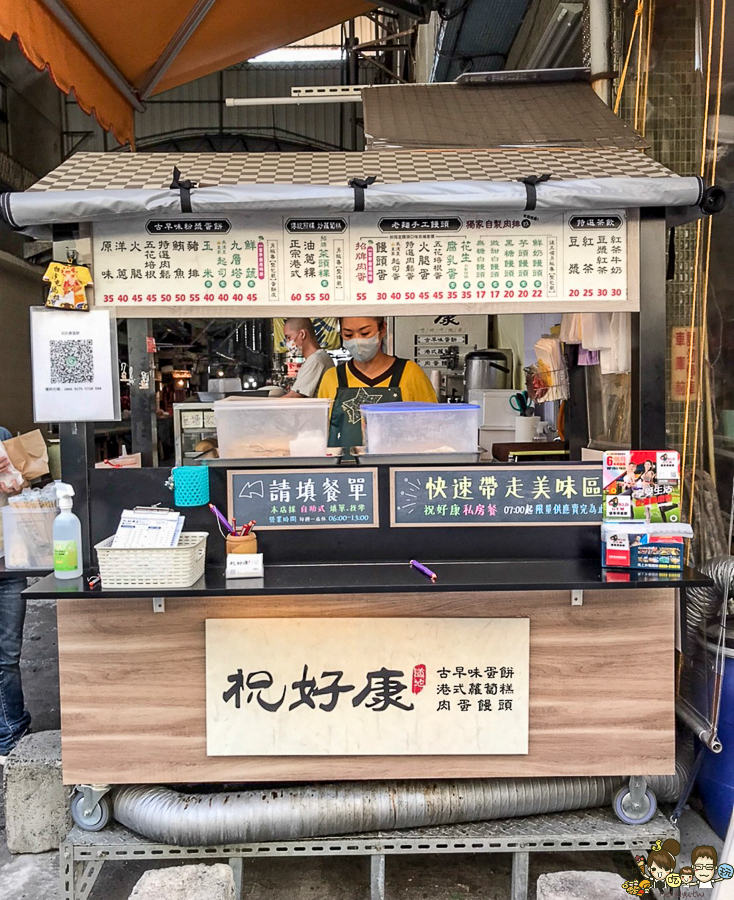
[601,523,693,571]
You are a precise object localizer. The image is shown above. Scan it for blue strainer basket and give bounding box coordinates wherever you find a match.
[172,466,210,507]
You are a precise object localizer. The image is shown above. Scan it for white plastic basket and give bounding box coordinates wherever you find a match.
[95,532,208,588]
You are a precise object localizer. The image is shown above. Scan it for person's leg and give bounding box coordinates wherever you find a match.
[0,576,31,755]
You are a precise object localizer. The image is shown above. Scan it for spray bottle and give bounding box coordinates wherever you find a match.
[53,482,82,579]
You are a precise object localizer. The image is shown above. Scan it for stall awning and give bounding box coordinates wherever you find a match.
[0,0,373,147]
[361,79,649,152]
[1,149,718,239]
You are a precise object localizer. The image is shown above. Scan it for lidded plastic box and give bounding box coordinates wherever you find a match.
[214,398,331,458]
[1,507,58,569]
[361,402,480,454]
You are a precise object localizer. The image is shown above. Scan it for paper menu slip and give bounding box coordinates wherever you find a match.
[112,509,184,548]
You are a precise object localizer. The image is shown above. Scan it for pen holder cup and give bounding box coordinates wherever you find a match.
[171,466,210,507]
[226,532,258,555]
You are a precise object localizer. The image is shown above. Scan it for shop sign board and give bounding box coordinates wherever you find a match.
[205,617,530,756]
[228,468,378,529]
[91,209,638,316]
[390,465,603,527]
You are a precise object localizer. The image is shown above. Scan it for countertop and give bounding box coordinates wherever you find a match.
[24,558,711,599]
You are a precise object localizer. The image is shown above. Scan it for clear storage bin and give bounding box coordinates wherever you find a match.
[214,398,331,458]
[1,506,58,569]
[362,402,481,454]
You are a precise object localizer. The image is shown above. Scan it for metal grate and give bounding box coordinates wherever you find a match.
[61,810,678,899]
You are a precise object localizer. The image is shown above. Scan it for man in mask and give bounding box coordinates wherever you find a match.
[317,316,436,450]
[280,317,334,399]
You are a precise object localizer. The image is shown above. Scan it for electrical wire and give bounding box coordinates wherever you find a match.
[613,0,644,116]
[688,0,726,533]
[683,0,727,561]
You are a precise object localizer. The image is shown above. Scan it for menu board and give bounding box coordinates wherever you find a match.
[91,209,638,315]
[228,468,378,530]
[391,465,603,527]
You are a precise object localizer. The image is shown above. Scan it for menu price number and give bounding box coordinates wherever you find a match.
[567,288,623,298]
[290,293,331,302]
[354,289,548,302]
[103,292,260,304]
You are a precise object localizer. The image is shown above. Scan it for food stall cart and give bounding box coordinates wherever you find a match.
[3,139,724,899]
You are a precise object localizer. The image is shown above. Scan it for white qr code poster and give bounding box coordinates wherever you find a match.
[30,308,120,423]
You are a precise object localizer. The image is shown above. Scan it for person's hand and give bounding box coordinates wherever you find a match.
[0,453,20,493]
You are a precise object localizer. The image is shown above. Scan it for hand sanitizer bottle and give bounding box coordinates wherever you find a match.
[53,482,82,579]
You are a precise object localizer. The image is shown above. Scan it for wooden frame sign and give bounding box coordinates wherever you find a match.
[390,465,603,527]
[206,617,530,756]
[228,468,379,530]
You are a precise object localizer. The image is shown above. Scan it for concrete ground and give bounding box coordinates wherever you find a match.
[0,597,719,899]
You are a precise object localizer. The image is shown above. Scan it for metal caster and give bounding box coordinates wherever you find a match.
[613,776,658,825]
[71,785,113,831]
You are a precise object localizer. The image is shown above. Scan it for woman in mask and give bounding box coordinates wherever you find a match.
[317,316,436,450]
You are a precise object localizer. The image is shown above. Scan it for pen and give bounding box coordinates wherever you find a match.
[410,559,437,582]
[242,519,256,536]
[208,503,235,534]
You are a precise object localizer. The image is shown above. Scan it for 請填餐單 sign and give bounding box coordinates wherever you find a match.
[91,209,639,315]
[391,465,603,526]
[228,469,378,529]
[205,617,529,756]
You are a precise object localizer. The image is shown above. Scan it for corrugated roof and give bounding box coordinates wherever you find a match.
[432,0,534,82]
[29,148,674,192]
[362,81,648,151]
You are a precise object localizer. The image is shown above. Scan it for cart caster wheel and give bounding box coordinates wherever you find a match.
[613,785,657,824]
[71,793,112,831]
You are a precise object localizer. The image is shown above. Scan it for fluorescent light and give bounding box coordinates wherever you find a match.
[526,2,584,70]
[250,48,343,63]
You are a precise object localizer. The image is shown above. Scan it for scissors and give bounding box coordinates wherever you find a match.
[510,391,534,417]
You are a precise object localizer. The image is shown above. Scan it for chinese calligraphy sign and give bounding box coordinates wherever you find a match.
[228,468,378,530]
[206,617,530,756]
[391,465,603,527]
[91,210,638,315]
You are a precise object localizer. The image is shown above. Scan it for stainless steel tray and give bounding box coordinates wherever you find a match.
[352,447,482,466]
[203,454,342,468]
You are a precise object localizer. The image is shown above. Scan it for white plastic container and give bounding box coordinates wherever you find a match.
[467,389,518,427]
[1,507,58,569]
[214,398,331,458]
[362,402,480,454]
[479,425,515,459]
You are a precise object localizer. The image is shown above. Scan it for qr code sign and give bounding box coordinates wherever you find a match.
[50,339,94,384]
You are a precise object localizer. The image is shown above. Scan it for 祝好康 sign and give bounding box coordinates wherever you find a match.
[205,617,530,756]
[391,465,603,527]
[91,209,638,316]
[228,468,378,529]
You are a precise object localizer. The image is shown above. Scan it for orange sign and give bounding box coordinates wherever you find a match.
[670,326,698,401]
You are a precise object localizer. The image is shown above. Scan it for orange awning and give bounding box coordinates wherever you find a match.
[0,0,374,148]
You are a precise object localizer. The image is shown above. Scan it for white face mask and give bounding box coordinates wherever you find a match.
[286,339,300,354]
[344,334,382,362]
